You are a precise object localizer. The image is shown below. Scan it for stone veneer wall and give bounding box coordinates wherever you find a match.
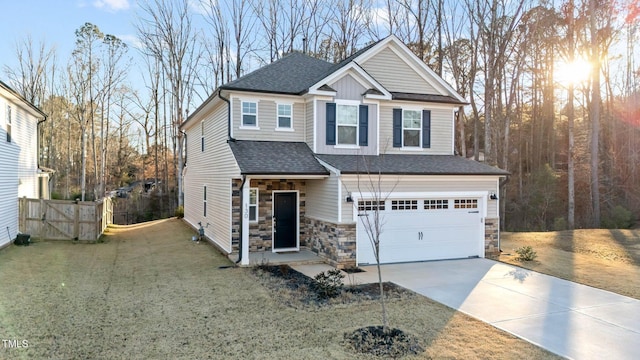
[305,217,356,269]
[231,179,307,253]
[484,218,500,258]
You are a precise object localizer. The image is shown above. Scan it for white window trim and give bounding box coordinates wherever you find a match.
[203,185,207,217]
[336,100,360,146]
[275,103,294,131]
[201,120,205,152]
[249,188,258,223]
[402,108,422,148]
[6,104,12,143]
[240,100,259,129]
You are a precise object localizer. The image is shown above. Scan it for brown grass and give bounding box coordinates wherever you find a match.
[499,229,640,299]
[0,218,560,359]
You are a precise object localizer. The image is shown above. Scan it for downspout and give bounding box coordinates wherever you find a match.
[37,116,48,199]
[218,89,234,142]
[236,174,247,264]
[180,130,187,166]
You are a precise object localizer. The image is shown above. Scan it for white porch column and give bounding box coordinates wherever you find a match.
[240,177,251,266]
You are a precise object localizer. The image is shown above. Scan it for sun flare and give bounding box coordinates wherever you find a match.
[556,58,592,85]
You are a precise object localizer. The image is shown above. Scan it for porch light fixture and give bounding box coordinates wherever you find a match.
[346,194,353,203]
[490,192,498,200]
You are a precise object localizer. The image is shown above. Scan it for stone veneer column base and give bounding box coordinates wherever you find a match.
[484,218,500,258]
[305,217,356,269]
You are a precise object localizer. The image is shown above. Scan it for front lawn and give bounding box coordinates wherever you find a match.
[0,218,559,359]
[499,229,640,299]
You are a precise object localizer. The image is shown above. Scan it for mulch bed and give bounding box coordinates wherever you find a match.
[252,265,424,357]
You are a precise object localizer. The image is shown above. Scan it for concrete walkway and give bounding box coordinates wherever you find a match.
[293,259,640,360]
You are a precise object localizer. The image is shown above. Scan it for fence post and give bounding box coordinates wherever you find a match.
[74,201,80,240]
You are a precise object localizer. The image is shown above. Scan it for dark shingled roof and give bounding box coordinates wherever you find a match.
[220,52,333,95]
[315,154,510,176]
[391,92,469,105]
[228,140,329,175]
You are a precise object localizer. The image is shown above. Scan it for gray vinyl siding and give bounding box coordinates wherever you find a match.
[360,46,438,94]
[315,100,378,155]
[340,175,500,223]
[306,171,340,222]
[331,74,366,101]
[305,100,314,150]
[379,102,454,155]
[232,97,304,142]
[184,100,240,253]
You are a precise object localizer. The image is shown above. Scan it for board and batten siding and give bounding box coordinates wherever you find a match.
[378,102,454,155]
[315,100,378,155]
[306,171,340,223]
[231,96,305,142]
[331,74,366,101]
[340,175,500,224]
[183,100,240,253]
[360,45,438,94]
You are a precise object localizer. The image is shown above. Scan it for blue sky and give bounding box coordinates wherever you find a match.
[1,1,139,71]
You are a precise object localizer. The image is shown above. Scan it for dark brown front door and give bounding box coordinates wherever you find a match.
[273,192,297,249]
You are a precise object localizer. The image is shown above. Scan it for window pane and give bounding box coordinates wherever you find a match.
[243,114,256,126]
[337,104,357,125]
[249,189,257,204]
[278,116,291,128]
[249,206,257,221]
[404,129,420,147]
[278,104,291,116]
[243,102,256,114]
[403,110,420,128]
[338,126,357,144]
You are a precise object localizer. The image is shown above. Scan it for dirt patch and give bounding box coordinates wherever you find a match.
[0,218,561,359]
[500,229,640,299]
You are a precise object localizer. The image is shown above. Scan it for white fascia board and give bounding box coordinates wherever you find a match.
[307,89,338,96]
[242,174,328,179]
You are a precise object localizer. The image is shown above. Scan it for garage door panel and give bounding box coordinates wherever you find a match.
[357,197,484,265]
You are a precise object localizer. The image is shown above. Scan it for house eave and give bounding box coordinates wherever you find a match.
[240,173,328,179]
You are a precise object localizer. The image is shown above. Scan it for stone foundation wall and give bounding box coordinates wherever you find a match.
[305,217,356,269]
[484,217,500,258]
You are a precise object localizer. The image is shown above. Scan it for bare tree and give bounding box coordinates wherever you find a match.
[137,0,201,207]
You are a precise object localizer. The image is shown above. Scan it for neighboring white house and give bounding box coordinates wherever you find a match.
[0,80,49,249]
[181,36,509,267]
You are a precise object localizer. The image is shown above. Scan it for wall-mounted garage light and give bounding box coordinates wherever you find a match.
[490,192,498,200]
[345,194,353,203]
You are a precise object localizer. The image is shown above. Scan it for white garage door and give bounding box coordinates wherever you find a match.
[356,197,484,265]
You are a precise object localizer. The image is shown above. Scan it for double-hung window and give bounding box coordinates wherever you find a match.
[249,188,258,222]
[242,101,257,127]
[6,105,11,143]
[201,121,205,152]
[336,104,358,145]
[277,104,292,129]
[403,110,421,147]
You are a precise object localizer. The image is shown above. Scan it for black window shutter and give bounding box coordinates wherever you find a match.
[359,105,368,146]
[326,102,336,145]
[422,110,431,148]
[392,108,402,148]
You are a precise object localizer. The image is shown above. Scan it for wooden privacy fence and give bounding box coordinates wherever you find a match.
[19,197,114,241]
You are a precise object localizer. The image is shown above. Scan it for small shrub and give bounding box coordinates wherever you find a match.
[602,205,634,229]
[515,246,538,261]
[313,269,345,299]
[174,206,184,218]
[553,217,567,231]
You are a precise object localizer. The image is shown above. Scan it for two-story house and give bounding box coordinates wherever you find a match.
[0,80,50,249]
[180,36,508,267]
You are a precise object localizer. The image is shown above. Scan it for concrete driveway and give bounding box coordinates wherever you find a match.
[350,259,640,360]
